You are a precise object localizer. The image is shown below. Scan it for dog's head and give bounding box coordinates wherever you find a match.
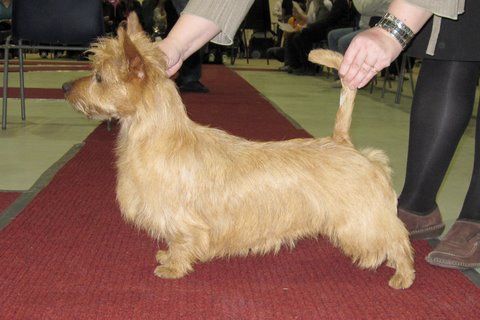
[63,13,167,120]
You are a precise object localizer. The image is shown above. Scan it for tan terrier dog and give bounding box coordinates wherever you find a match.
[63,14,414,289]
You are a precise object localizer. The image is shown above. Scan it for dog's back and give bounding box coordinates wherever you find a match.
[65,15,414,289]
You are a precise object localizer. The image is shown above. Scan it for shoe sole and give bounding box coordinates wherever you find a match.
[410,223,445,240]
[426,256,480,270]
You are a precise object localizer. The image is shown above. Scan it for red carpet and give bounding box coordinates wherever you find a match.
[0,192,20,214]
[2,60,89,65]
[0,66,91,72]
[0,60,90,73]
[0,60,89,99]
[0,65,478,319]
[0,87,64,99]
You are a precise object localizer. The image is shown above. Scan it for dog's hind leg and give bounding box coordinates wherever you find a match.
[334,219,415,289]
[386,237,415,289]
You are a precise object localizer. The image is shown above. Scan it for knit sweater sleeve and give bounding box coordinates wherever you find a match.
[406,0,465,19]
[181,0,255,46]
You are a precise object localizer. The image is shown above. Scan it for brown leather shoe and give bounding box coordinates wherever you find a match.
[426,219,480,269]
[397,206,445,240]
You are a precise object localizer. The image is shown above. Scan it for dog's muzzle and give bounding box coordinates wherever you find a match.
[62,81,73,94]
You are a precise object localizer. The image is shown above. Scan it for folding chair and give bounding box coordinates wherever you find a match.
[1,0,104,129]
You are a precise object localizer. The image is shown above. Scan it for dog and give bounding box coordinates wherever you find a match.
[63,13,414,289]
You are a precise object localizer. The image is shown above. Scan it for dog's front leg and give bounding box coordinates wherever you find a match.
[154,229,210,279]
[154,246,193,279]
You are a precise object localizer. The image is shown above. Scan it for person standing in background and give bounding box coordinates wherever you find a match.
[168,0,210,93]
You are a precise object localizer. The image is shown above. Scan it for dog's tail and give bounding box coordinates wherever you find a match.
[308,49,356,145]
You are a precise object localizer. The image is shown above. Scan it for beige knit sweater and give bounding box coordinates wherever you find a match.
[182,0,254,46]
[183,0,465,54]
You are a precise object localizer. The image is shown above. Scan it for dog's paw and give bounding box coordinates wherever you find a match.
[155,250,168,264]
[154,265,186,279]
[388,272,414,289]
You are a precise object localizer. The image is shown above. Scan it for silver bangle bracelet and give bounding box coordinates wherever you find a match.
[375,12,415,49]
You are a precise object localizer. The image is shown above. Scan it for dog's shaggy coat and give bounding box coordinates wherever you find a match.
[64,14,415,289]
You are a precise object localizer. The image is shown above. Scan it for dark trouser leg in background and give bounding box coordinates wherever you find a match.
[171,0,208,93]
[398,59,480,218]
[285,34,301,69]
[177,50,203,84]
[290,21,328,74]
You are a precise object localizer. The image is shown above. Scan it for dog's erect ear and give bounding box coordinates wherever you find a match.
[126,12,143,36]
[120,30,146,80]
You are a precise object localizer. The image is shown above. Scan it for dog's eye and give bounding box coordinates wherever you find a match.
[95,73,102,83]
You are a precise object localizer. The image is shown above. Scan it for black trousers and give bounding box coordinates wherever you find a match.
[286,21,329,69]
[398,59,480,220]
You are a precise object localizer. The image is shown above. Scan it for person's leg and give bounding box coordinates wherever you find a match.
[327,28,354,53]
[328,29,357,85]
[398,59,480,214]
[266,47,285,63]
[282,33,296,68]
[171,0,208,92]
[337,30,360,55]
[176,50,202,82]
[285,32,302,69]
[459,104,480,220]
[290,22,328,74]
[426,75,480,268]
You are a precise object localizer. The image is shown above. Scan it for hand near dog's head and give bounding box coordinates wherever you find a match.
[63,13,170,120]
[113,12,168,83]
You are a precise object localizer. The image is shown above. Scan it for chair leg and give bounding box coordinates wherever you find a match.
[18,40,26,121]
[2,36,11,130]
[395,54,407,104]
[265,30,269,65]
[382,68,390,98]
[408,57,416,96]
[370,75,377,94]
[230,44,235,65]
[242,29,249,64]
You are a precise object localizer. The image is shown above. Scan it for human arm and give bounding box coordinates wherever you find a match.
[157,0,254,77]
[352,0,391,17]
[158,14,221,76]
[339,0,432,89]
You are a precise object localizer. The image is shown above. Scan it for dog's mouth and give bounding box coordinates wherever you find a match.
[67,98,101,119]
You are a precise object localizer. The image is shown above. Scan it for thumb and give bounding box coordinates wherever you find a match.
[166,60,182,77]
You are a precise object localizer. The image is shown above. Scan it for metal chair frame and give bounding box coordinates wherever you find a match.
[1,39,90,129]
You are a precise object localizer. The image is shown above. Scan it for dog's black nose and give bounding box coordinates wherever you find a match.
[62,82,73,93]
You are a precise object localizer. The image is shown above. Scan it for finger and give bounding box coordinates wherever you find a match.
[357,67,379,89]
[343,49,368,87]
[339,42,358,76]
[166,60,182,77]
[356,54,380,88]
[363,54,378,72]
[348,62,372,89]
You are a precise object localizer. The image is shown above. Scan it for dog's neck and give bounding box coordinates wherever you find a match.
[118,79,196,143]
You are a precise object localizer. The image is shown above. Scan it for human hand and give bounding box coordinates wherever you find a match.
[339,27,403,89]
[156,37,184,77]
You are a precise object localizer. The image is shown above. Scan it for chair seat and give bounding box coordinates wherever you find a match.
[1,0,105,130]
[12,0,104,45]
